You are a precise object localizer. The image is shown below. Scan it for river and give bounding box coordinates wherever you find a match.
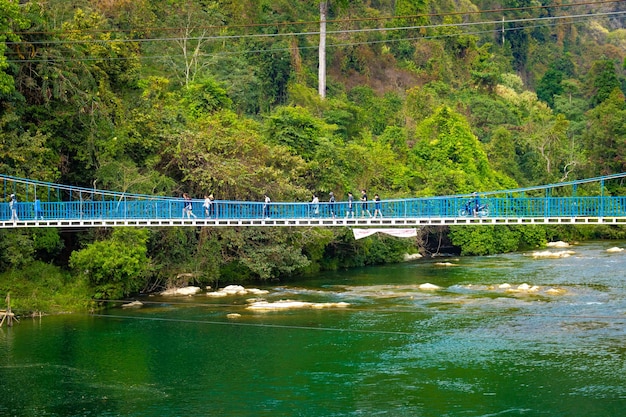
[1,240,626,416]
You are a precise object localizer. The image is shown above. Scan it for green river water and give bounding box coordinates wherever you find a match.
[1,240,626,416]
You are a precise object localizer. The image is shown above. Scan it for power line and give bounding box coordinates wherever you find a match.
[4,12,619,64]
[91,313,419,335]
[89,307,626,336]
[6,10,623,47]
[5,0,623,37]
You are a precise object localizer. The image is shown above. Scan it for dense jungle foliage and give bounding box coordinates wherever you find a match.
[1,0,625,312]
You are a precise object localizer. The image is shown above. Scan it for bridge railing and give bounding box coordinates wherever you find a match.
[2,196,626,221]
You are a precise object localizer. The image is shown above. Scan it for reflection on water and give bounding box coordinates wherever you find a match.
[1,241,626,416]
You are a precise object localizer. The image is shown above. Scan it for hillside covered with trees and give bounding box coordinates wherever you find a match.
[1,0,625,311]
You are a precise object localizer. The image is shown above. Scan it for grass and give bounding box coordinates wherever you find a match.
[0,261,94,315]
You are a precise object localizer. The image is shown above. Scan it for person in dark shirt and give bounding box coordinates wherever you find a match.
[345,192,354,218]
[360,189,372,217]
[472,192,480,217]
[183,193,196,218]
[373,194,382,218]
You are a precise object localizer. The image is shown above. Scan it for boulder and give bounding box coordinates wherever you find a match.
[220,285,247,295]
[547,241,570,248]
[207,285,270,297]
[246,300,350,310]
[160,286,201,296]
[419,283,441,290]
[531,250,575,259]
[403,253,423,261]
[176,286,201,296]
[121,300,143,308]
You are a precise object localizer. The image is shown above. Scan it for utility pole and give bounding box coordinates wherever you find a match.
[319,1,327,98]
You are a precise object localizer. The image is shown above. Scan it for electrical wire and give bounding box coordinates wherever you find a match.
[6,0,624,37]
[4,11,621,64]
[6,10,623,46]
[91,313,420,335]
[90,310,626,337]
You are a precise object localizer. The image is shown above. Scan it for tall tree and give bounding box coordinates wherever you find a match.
[0,0,28,96]
[169,110,309,200]
[522,102,570,181]
[0,113,58,180]
[411,106,515,195]
[156,0,226,87]
[582,89,626,176]
[586,59,621,108]
[501,0,533,72]
[536,68,564,108]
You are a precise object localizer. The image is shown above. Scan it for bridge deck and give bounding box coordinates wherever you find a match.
[1,215,625,229]
[2,173,626,228]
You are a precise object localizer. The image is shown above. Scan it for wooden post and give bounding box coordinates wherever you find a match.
[7,293,12,327]
[1,293,16,328]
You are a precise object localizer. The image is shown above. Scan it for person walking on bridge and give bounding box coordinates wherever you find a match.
[311,194,319,217]
[472,192,480,217]
[373,194,383,218]
[9,194,18,222]
[263,194,271,218]
[345,192,354,218]
[34,198,44,220]
[183,193,196,218]
[203,194,214,218]
[360,189,372,217]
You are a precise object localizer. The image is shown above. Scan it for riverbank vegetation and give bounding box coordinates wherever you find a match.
[1,0,625,312]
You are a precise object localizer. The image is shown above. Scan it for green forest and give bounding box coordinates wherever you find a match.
[1,0,625,313]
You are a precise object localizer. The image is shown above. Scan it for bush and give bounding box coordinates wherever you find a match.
[449,226,522,256]
[0,261,91,314]
[70,228,151,300]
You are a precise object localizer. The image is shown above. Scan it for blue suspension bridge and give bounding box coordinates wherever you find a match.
[1,173,626,229]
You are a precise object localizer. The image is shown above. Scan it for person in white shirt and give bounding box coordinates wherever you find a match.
[203,194,214,217]
[311,194,319,217]
[263,194,271,218]
[9,194,18,221]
